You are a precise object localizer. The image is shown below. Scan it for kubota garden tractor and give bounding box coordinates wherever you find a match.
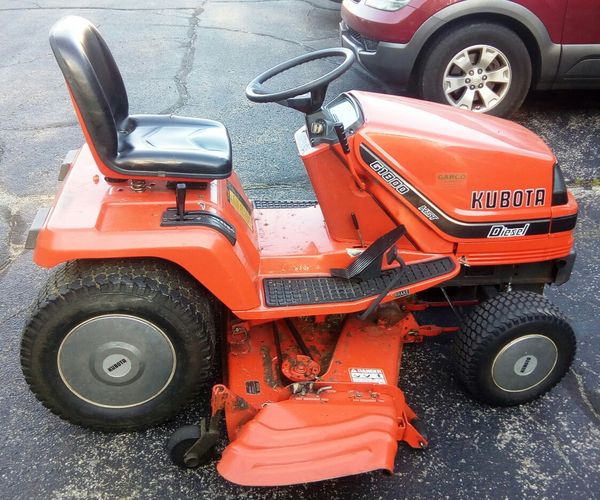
[21,17,578,486]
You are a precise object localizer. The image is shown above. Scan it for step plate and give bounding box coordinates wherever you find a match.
[264,257,455,307]
[253,200,318,209]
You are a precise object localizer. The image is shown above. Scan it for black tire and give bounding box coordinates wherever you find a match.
[416,22,532,117]
[21,258,217,432]
[168,424,202,468]
[453,291,576,406]
[167,421,217,468]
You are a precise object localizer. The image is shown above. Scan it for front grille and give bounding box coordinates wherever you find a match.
[346,26,379,52]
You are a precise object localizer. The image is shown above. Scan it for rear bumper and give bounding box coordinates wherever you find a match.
[340,20,417,86]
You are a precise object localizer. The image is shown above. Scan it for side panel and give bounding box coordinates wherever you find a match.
[298,128,397,244]
[562,0,600,44]
[554,1,600,85]
[34,144,262,311]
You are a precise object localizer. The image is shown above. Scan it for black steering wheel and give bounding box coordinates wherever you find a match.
[245,48,355,113]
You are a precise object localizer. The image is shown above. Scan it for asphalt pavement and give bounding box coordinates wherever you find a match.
[0,1,599,498]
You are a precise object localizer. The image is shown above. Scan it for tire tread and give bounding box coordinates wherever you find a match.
[453,290,575,405]
[21,258,216,432]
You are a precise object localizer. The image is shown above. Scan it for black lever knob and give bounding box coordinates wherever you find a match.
[176,183,187,221]
[333,122,350,154]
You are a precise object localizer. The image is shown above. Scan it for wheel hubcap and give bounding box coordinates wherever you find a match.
[443,44,511,112]
[58,314,176,408]
[492,334,558,392]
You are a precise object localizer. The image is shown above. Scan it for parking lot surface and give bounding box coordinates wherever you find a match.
[1,1,599,498]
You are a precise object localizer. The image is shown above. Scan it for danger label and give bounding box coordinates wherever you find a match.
[349,368,387,384]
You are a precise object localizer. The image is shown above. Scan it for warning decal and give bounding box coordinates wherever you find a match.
[227,182,253,230]
[349,368,387,385]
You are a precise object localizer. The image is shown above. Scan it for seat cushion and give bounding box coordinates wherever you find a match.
[114,115,232,179]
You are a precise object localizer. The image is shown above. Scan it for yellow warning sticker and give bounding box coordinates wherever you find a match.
[227,182,253,230]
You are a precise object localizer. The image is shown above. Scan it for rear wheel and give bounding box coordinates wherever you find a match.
[453,291,576,405]
[416,22,532,117]
[21,258,217,431]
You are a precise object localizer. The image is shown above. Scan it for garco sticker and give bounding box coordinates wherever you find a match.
[437,173,467,186]
[349,368,387,384]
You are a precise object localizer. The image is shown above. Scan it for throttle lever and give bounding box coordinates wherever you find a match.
[176,183,187,221]
[333,122,350,154]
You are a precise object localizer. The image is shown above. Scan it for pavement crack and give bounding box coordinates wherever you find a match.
[568,368,600,423]
[0,56,44,70]
[210,0,339,11]
[524,411,591,490]
[295,0,340,11]
[0,121,78,132]
[0,6,195,12]
[0,186,54,277]
[197,25,318,52]
[160,7,204,115]
[0,305,29,328]
[550,286,600,313]
[0,211,24,277]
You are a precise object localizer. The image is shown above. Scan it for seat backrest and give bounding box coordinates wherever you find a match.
[49,16,128,161]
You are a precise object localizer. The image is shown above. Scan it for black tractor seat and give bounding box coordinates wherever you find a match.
[50,16,232,181]
[116,115,231,178]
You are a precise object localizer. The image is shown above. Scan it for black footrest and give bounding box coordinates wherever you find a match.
[254,200,318,209]
[330,225,405,280]
[264,257,455,307]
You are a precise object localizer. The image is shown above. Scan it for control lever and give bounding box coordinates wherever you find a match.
[333,122,350,154]
[331,122,365,190]
[176,183,187,221]
[351,212,365,248]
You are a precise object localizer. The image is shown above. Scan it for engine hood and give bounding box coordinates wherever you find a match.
[350,91,556,224]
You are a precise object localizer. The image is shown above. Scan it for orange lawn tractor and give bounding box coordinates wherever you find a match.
[21,16,578,486]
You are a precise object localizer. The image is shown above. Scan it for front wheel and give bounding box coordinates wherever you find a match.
[416,22,532,117]
[453,291,576,406]
[21,259,217,431]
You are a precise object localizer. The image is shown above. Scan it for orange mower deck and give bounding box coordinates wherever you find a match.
[210,312,457,486]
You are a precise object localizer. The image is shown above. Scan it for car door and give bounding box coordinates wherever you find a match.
[555,0,600,86]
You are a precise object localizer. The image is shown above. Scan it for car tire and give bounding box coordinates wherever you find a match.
[416,22,532,117]
[453,291,576,406]
[21,258,217,432]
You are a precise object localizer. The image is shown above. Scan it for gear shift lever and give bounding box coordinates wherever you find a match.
[176,183,187,221]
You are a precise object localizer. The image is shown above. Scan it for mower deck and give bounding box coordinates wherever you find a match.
[213,313,435,486]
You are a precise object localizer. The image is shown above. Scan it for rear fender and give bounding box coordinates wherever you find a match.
[33,144,261,311]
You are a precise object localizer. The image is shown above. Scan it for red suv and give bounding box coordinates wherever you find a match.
[341,0,600,116]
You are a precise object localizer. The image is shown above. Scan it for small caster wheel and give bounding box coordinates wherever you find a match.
[167,420,217,468]
[168,424,202,468]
